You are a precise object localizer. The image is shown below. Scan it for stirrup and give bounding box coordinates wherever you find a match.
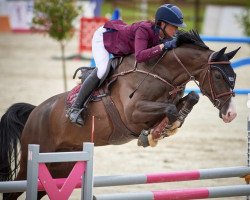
[69,107,85,126]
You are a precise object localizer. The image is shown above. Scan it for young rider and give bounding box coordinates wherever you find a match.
[68,4,186,126]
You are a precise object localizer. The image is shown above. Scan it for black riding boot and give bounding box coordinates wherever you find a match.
[68,69,100,126]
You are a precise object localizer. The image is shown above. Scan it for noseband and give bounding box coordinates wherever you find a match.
[172,50,235,109]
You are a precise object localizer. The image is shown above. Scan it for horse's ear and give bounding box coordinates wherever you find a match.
[213,47,227,60]
[225,47,241,60]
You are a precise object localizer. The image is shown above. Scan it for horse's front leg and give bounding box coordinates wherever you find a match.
[138,91,199,147]
[168,91,200,134]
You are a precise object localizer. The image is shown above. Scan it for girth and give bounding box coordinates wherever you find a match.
[99,88,138,145]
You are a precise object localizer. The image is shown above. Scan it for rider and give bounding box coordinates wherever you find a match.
[68,4,186,126]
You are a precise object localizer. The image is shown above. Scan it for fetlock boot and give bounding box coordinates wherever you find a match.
[68,69,100,126]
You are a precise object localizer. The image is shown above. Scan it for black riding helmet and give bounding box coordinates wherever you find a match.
[155,4,186,38]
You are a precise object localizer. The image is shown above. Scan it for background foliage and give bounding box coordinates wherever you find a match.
[32,0,81,91]
[102,0,249,34]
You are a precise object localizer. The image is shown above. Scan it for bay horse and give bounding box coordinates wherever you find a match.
[0,30,239,199]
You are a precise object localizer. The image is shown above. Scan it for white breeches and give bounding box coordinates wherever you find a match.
[92,26,110,79]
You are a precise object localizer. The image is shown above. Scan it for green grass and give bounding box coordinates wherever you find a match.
[101,1,247,32]
[196,0,247,5]
[101,1,202,31]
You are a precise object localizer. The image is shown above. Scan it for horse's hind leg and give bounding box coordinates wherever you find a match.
[3,190,46,200]
[2,156,46,200]
[2,168,25,200]
[3,192,22,200]
[48,162,75,178]
[37,191,47,199]
[2,159,27,200]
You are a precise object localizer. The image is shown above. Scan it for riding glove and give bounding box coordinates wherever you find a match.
[163,38,177,50]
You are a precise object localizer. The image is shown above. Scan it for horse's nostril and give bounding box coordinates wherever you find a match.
[227,111,237,120]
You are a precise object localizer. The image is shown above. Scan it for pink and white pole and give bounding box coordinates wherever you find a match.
[94,185,250,200]
[247,99,250,200]
[94,113,250,200]
[94,166,250,187]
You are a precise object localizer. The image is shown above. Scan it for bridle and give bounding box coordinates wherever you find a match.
[111,49,235,110]
[172,49,235,109]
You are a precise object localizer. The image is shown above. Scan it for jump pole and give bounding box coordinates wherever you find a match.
[1,109,250,199]
[93,185,250,200]
[94,166,250,187]
[247,107,250,200]
[1,166,250,193]
[26,143,94,200]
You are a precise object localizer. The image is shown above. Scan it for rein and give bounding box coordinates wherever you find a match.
[172,50,235,109]
[111,49,234,109]
[111,50,185,98]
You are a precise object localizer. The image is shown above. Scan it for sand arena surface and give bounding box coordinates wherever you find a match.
[0,33,249,199]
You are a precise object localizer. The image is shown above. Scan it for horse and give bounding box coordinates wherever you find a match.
[0,30,239,199]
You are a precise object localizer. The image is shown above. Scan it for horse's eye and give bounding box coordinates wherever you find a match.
[214,72,222,79]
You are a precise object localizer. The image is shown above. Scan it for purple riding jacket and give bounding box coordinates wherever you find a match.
[103,20,162,63]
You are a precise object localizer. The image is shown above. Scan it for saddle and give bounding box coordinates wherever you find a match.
[66,57,137,144]
[66,57,123,108]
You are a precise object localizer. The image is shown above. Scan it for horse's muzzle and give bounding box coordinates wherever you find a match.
[219,98,237,123]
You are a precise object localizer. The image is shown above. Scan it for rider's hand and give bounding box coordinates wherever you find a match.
[163,38,177,50]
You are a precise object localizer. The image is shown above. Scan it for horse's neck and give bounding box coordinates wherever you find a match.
[117,55,136,72]
[112,48,211,102]
[160,47,211,86]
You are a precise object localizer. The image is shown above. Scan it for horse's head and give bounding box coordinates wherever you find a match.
[199,46,239,123]
[174,30,240,123]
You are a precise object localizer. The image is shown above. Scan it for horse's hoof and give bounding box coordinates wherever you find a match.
[166,128,178,136]
[137,130,150,147]
[147,134,158,147]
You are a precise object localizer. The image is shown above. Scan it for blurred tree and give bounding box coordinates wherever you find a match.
[32,0,81,91]
[193,0,201,31]
[237,2,250,36]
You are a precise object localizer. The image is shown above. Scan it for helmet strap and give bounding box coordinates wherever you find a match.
[159,22,168,39]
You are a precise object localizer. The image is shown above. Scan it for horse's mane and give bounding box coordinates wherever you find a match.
[176,30,209,50]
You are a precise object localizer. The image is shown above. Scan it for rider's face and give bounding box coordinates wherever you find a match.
[160,23,178,38]
[166,24,178,37]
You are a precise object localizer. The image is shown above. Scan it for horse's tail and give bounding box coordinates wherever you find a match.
[0,103,36,181]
